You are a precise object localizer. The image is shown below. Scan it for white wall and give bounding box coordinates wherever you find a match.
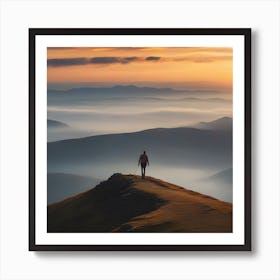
[0,0,279,279]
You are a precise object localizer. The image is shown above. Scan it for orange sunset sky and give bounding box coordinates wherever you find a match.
[47,47,232,91]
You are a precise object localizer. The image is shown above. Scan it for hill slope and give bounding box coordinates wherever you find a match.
[48,126,232,170]
[48,174,232,233]
[194,117,232,131]
[47,173,100,204]
[47,119,68,128]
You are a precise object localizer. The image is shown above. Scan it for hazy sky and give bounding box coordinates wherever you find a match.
[47,47,233,141]
[47,47,232,91]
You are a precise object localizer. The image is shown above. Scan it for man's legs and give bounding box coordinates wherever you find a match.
[141,163,146,179]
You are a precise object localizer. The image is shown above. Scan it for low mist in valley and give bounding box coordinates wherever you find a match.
[47,86,231,141]
[47,85,232,204]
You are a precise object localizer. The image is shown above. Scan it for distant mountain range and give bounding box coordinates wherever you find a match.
[206,168,233,185]
[194,117,232,131]
[47,86,189,108]
[47,119,68,128]
[47,85,187,109]
[47,119,232,171]
[49,85,183,94]
[48,173,232,233]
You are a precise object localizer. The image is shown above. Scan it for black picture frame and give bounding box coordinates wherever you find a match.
[29,28,251,251]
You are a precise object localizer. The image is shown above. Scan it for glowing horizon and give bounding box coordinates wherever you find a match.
[47,47,232,92]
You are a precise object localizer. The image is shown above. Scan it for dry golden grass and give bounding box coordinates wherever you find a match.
[48,174,232,233]
[114,175,232,232]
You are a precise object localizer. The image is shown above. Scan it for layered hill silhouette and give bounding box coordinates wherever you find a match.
[194,117,232,131]
[48,85,183,97]
[206,168,232,185]
[48,124,232,170]
[48,174,232,233]
[47,119,68,128]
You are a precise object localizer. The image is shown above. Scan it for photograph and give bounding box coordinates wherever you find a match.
[29,29,251,250]
[47,46,233,233]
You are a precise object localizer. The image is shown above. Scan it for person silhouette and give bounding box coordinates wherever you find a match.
[138,151,149,179]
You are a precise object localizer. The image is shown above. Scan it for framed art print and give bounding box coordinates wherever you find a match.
[29,28,251,251]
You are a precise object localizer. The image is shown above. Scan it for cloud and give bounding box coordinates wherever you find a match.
[123,56,139,63]
[90,56,140,64]
[48,58,88,67]
[90,57,119,64]
[47,54,231,67]
[193,56,232,63]
[145,56,161,61]
[173,55,232,63]
[177,47,232,54]
[48,56,159,67]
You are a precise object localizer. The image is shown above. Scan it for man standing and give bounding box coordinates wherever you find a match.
[138,151,149,179]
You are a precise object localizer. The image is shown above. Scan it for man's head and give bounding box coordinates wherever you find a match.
[143,151,146,154]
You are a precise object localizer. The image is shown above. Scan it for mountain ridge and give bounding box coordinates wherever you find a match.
[48,124,232,170]
[48,85,183,95]
[48,116,232,143]
[194,116,232,131]
[47,119,69,128]
[48,173,232,233]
